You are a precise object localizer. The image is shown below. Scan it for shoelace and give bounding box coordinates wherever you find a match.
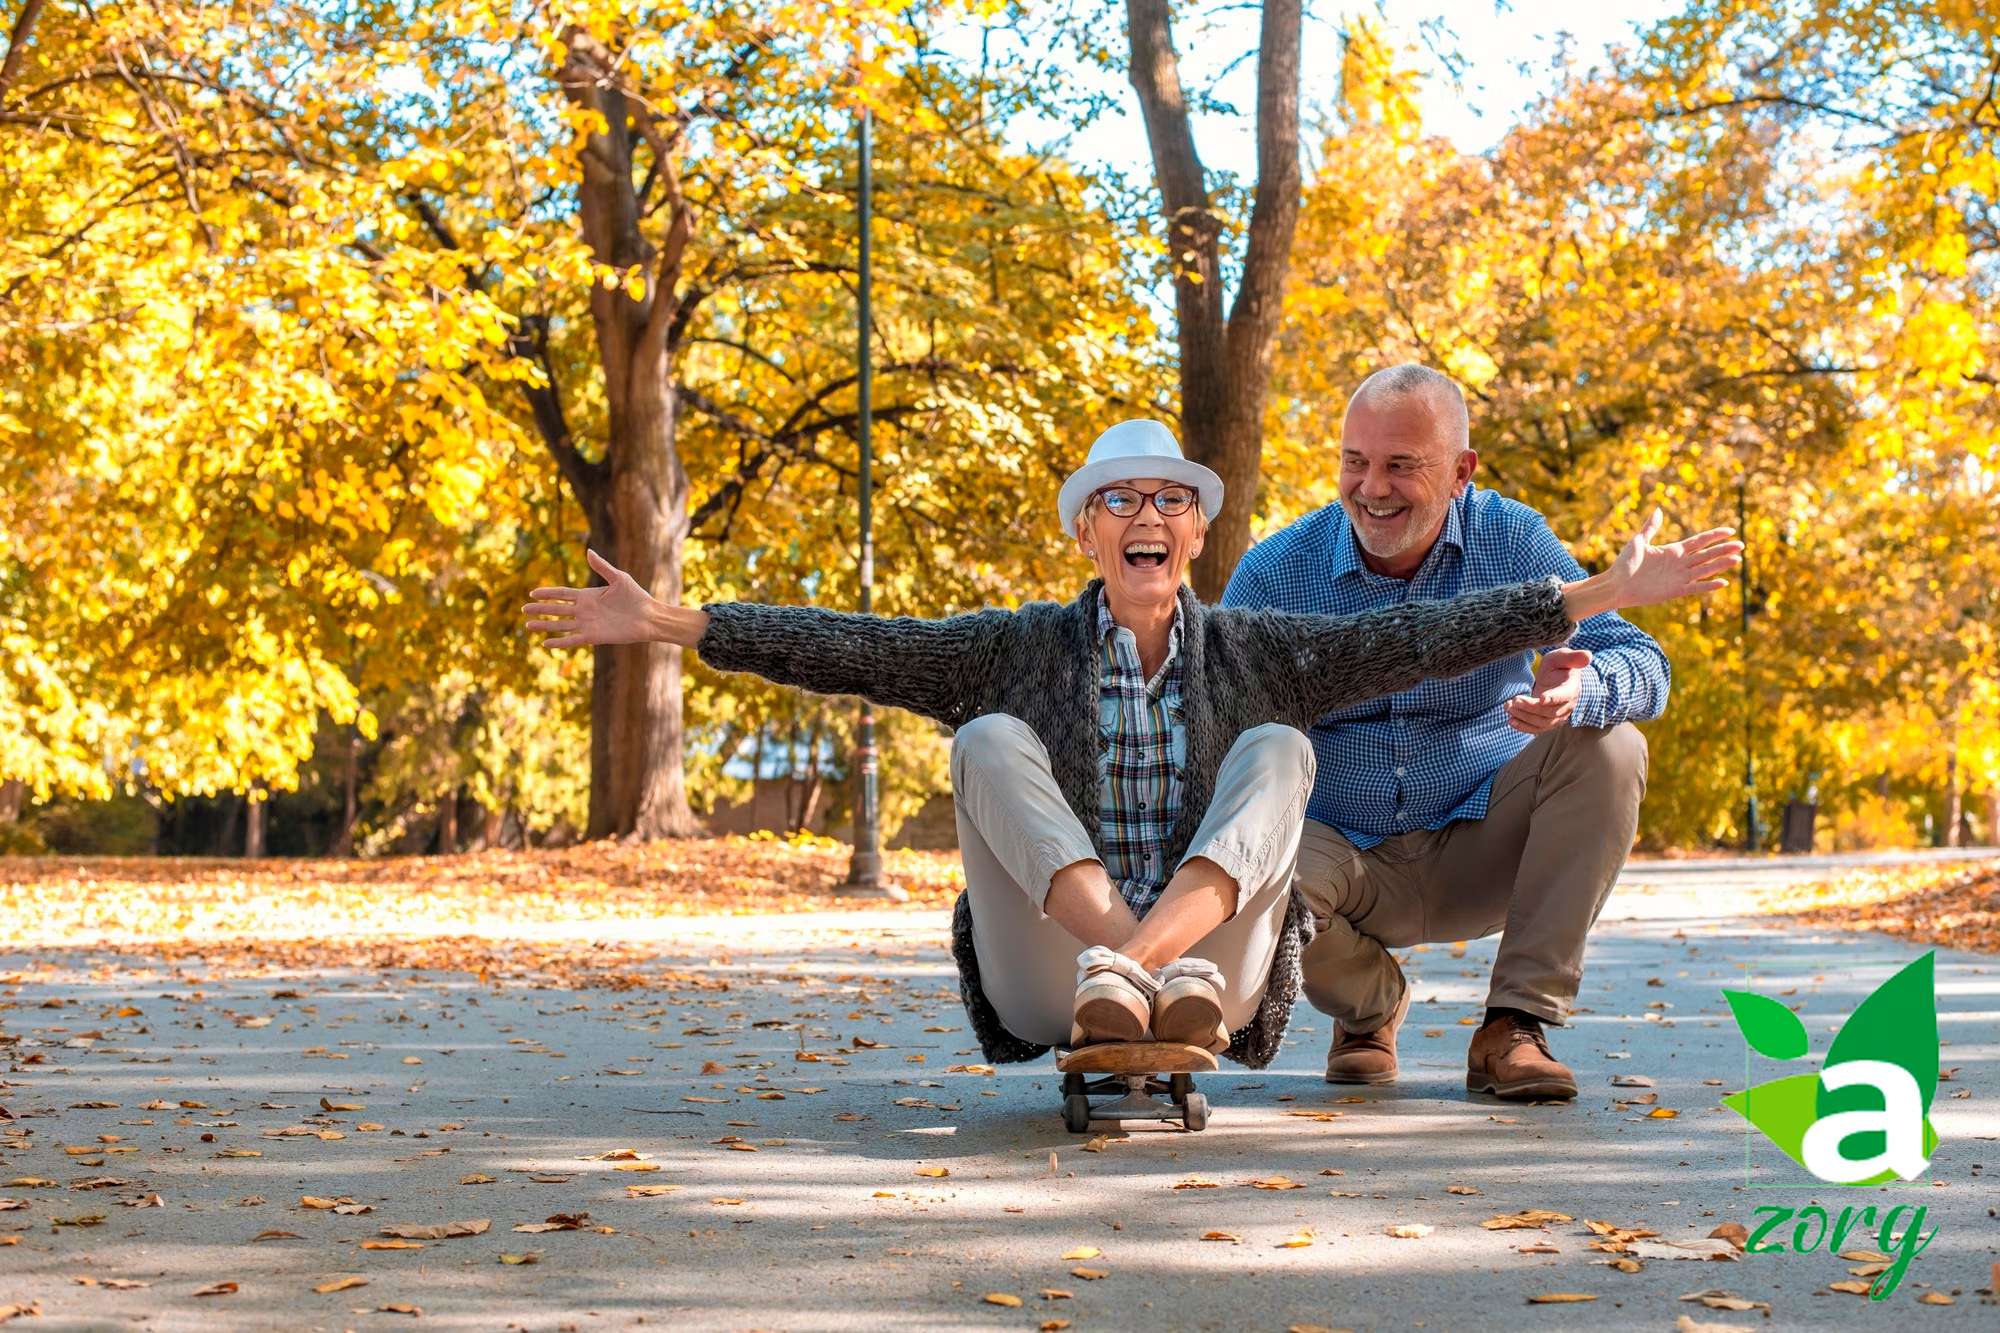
[1499,1014,1552,1058]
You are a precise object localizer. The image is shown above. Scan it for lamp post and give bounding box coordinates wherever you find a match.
[1729,421,1761,853]
[836,84,904,902]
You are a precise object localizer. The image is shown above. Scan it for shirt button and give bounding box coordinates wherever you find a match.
[1395,766,1406,777]
[1138,802,1147,810]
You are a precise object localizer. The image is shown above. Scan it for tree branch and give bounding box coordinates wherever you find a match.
[0,0,46,103]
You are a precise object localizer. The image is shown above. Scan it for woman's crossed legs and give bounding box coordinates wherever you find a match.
[950,714,1313,1049]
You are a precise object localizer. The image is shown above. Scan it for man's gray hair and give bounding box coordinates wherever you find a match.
[1344,363,1470,453]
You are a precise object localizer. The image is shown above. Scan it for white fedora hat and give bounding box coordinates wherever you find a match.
[1057,419,1224,534]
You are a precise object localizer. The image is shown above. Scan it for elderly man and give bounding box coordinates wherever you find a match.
[1220,363,1670,1100]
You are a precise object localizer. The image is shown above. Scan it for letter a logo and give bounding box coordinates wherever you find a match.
[1721,952,1939,1186]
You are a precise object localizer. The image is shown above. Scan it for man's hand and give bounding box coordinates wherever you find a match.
[1505,648,1592,735]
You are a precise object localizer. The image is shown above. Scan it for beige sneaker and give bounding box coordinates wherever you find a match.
[1070,947,1157,1046]
[1151,957,1228,1051]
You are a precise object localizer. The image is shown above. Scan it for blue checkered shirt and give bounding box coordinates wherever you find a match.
[1220,484,1670,848]
[1095,598,1186,917]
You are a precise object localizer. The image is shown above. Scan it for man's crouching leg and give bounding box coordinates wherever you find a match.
[1444,721,1649,1100]
[1295,819,1425,1084]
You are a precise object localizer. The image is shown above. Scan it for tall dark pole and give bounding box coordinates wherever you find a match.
[1738,469,1759,853]
[839,95,900,899]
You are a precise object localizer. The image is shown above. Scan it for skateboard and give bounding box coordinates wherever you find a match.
[1055,1041,1219,1132]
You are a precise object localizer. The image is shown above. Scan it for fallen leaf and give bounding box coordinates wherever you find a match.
[1680,1292,1766,1313]
[360,1239,424,1250]
[1483,1210,1573,1230]
[512,1213,589,1233]
[1708,1222,1748,1251]
[1061,1246,1100,1260]
[983,1293,1023,1307]
[379,1218,489,1240]
[1070,1267,1108,1279]
[312,1276,367,1294]
[1385,1223,1433,1239]
[192,1281,238,1297]
[1247,1175,1305,1190]
[1200,1230,1241,1243]
[1916,1292,1953,1305]
[914,1166,949,1178]
[1446,1185,1481,1196]
[1608,1075,1656,1088]
[1276,1229,1314,1248]
[1629,1238,1739,1262]
[499,1253,539,1265]
[1527,1293,1596,1304]
[1828,1281,1873,1295]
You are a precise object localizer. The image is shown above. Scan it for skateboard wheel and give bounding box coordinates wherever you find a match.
[1063,1093,1093,1133]
[1062,1072,1086,1098]
[1169,1073,1193,1102]
[1181,1092,1208,1131]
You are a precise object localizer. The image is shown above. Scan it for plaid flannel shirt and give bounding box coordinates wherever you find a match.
[1095,597,1186,918]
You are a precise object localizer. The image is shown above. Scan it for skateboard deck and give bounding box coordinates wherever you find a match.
[1055,1041,1218,1132]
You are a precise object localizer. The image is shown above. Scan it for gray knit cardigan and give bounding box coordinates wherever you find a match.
[697,575,1575,1068]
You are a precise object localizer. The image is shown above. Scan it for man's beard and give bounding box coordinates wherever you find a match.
[1344,493,1450,561]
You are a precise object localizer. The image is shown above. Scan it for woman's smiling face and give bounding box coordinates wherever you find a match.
[1074,477,1206,609]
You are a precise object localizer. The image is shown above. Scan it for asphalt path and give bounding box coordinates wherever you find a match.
[2,849,1996,1331]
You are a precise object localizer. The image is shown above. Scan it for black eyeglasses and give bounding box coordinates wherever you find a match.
[1091,484,1198,518]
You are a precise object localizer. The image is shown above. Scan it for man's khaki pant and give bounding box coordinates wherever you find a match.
[950,714,1313,1047]
[1296,722,1648,1031]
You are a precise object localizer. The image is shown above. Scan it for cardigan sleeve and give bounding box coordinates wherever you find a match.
[1238,575,1578,725]
[695,600,1012,728]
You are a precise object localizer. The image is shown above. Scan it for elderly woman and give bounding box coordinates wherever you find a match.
[522,420,1738,1068]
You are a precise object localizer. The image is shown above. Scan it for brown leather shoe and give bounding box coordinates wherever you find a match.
[1465,1011,1578,1100]
[1324,983,1410,1085]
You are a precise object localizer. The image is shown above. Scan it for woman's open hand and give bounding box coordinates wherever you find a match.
[522,549,663,648]
[1603,508,1743,611]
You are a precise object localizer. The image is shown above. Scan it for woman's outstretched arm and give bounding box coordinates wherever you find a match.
[1242,511,1741,725]
[521,549,1010,728]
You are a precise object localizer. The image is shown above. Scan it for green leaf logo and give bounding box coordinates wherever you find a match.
[1721,989,1810,1059]
[1722,953,1939,1186]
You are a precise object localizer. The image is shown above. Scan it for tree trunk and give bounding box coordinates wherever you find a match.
[1988,789,1999,848]
[436,788,459,855]
[479,803,506,850]
[0,778,23,824]
[244,788,266,859]
[559,28,699,840]
[327,728,360,857]
[1127,0,1302,600]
